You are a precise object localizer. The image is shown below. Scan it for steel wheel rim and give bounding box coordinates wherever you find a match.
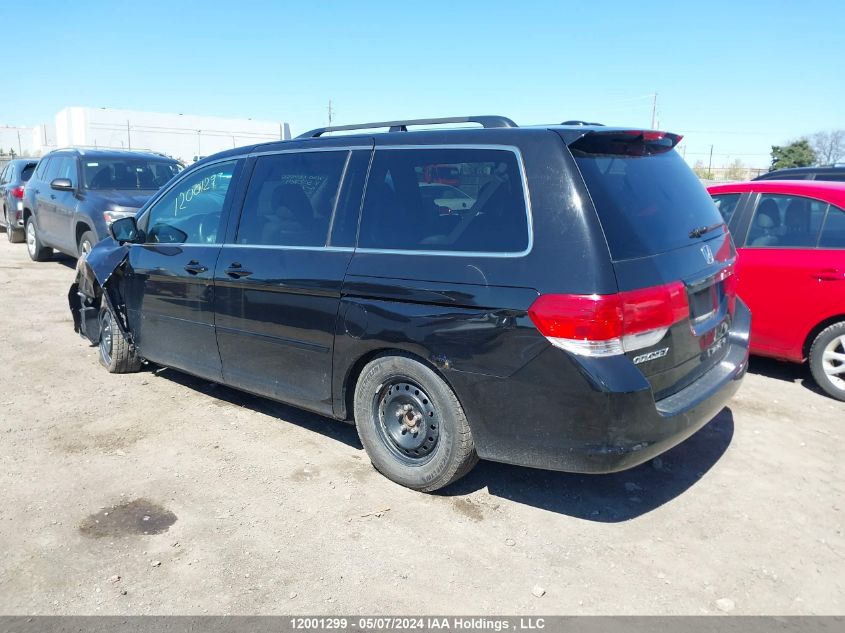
[99,311,113,366]
[821,334,845,390]
[26,222,36,256]
[81,239,92,257]
[373,378,440,464]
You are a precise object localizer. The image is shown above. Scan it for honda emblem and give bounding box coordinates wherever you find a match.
[701,244,714,265]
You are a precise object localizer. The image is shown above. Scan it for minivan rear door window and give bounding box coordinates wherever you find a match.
[570,132,724,260]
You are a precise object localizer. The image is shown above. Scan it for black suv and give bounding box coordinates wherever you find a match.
[70,116,751,492]
[22,148,181,261]
[753,165,845,182]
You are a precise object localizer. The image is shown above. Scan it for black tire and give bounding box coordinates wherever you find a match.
[353,353,478,491]
[78,230,96,258]
[2,209,22,242]
[98,305,141,373]
[809,321,845,402]
[7,222,23,243]
[25,217,51,261]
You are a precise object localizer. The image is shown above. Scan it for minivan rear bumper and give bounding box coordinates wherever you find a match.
[450,298,750,473]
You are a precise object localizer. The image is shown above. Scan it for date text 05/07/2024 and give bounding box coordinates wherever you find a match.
[289,617,547,631]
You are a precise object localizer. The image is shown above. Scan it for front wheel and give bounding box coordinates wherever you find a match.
[25,217,52,261]
[354,354,478,492]
[809,322,845,402]
[98,305,141,373]
[78,230,96,258]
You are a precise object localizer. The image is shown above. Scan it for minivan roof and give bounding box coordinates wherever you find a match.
[200,118,671,164]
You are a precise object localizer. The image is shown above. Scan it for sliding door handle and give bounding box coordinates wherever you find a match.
[225,262,253,278]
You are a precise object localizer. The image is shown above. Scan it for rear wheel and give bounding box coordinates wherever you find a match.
[809,322,845,402]
[98,305,141,373]
[353,353,478,491]
[25,217,51,261]
[78,230,96,258]
[7,222,23,243]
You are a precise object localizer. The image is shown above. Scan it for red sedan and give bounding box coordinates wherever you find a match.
[707,180,845,400]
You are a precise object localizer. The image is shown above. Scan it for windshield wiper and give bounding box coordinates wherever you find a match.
[689,222,723,239]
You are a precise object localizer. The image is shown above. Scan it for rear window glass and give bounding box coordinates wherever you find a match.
[573,147,723,260]
[815,174,845,182]
[819,205,845,248]
[358,148,529,253]
[744,194,827,248]
[82,158,181,190]
[21,164,36,181]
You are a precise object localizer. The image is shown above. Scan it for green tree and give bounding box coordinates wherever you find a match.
[769,139,816,171]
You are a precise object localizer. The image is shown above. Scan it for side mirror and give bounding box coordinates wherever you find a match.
[50,177,74,191]
[109,216,140,244]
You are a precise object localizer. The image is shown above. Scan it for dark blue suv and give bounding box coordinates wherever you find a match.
[70,116,751,492]
[22,148,181,260]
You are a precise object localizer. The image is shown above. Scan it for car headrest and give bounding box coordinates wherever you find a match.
[756,199,780,228]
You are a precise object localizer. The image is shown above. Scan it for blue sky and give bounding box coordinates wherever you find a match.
[3,0,843,168]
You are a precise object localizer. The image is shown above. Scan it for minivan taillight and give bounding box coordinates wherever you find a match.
[11,186,24,199]
[528,281,689,357]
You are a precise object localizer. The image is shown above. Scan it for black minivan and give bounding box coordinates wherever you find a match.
[70,116,750,492]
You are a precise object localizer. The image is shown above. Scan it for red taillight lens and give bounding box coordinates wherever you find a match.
[621,281,689,334]
[528,294,624,341]
[11,186,24,199]
[528,281,689,357]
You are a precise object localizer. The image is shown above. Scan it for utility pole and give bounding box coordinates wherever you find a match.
[650,92,658,129]
[197,130,202,157]
[327,99,334,126]
[708,144,714,177]
[16,130,21,156]
[126,120,131,150]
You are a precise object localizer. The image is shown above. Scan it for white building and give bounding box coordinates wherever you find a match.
[31,107,291,162]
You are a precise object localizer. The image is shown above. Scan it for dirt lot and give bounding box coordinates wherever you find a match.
[0,237,842,616]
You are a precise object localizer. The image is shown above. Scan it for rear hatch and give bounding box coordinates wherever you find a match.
[566,129,737,399]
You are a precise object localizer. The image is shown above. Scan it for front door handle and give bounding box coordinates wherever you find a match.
[184,260,208,275]
[225,262,253,278]
[815,268,844,281]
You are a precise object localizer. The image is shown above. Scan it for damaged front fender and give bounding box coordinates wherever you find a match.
[68,240,131,345]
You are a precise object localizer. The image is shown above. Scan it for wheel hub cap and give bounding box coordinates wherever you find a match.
[822,334,845,390]
[377,381,439,459]
[99,312,113,365]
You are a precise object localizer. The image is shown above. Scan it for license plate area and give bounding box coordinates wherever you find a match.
[689,282,720,324]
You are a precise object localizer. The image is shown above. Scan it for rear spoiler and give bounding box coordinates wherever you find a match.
[556,128,682,156]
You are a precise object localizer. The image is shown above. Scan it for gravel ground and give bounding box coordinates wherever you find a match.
[0,236,842,615]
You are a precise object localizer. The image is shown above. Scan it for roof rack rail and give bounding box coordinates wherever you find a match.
[298,115,518,139]
[560,120,604,126]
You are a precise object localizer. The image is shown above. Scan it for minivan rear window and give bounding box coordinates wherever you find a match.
[572,140,724,260]
[358,148,529,254]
